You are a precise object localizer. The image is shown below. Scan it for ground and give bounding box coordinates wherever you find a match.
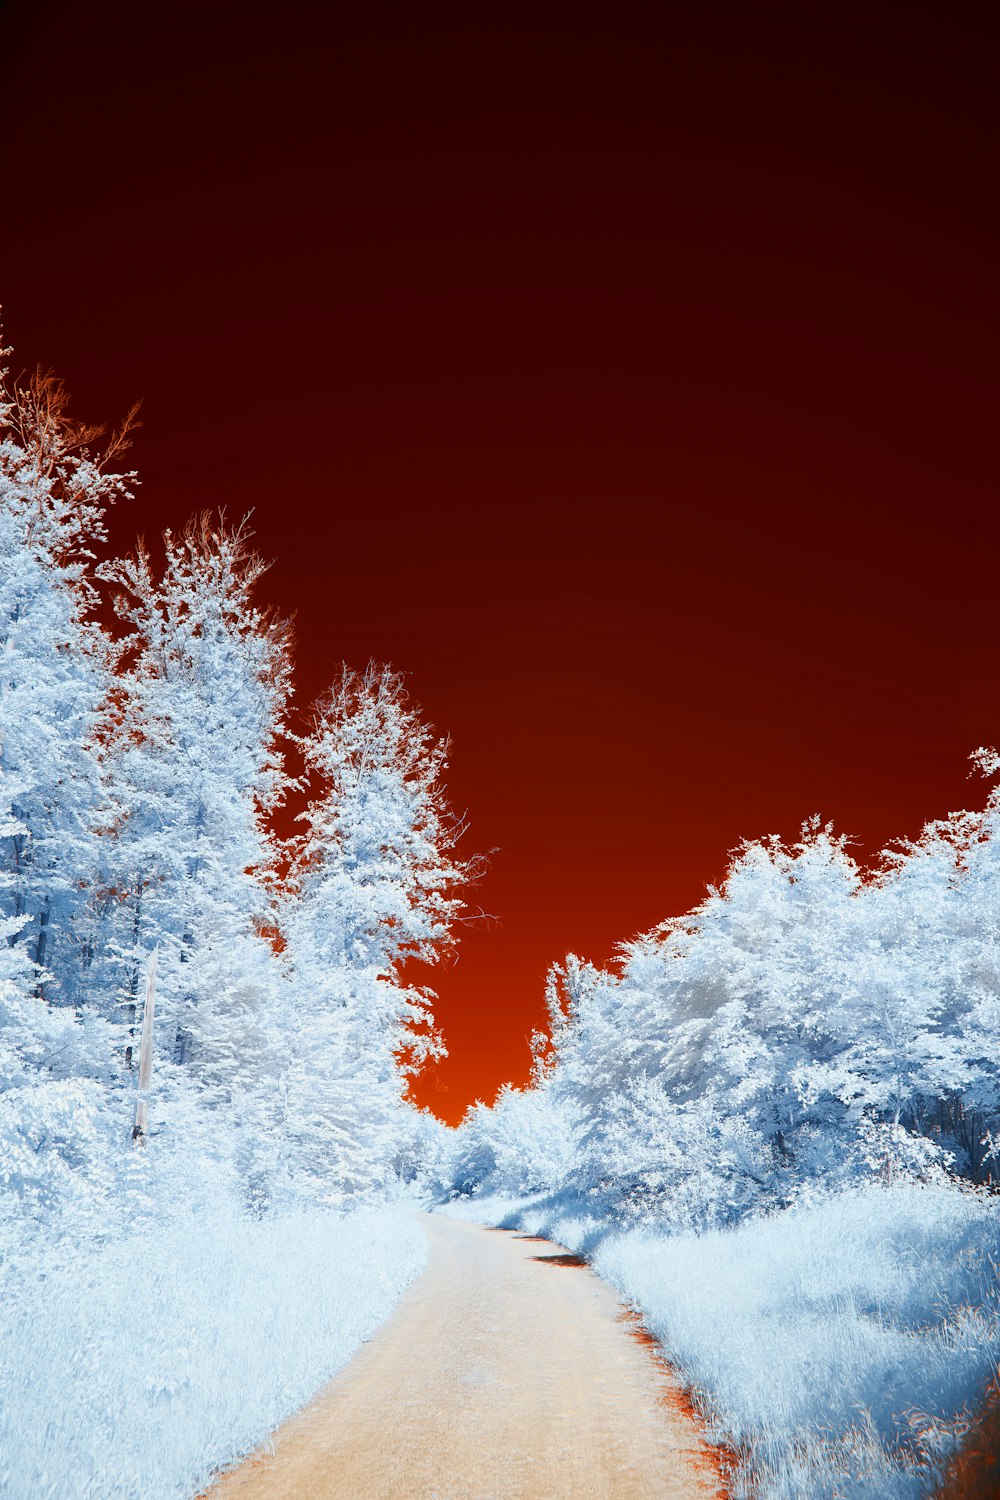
[202,1213,722,1500]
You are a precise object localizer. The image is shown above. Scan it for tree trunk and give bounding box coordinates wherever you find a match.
[32,897,50,996]
[132,947,158,1145]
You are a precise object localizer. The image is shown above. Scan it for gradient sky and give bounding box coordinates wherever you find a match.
[1,1,998,1120]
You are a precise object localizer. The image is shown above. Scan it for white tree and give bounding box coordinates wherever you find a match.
[445,798,1000,1221]
[0,341,138,1230]
[98,515,294,1191]
[283,664,473,1198]
[0,326,481,1232]
[0,354,135,1012]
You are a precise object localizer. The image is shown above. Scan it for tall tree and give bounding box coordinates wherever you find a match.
[98,515,294,1179]
[284,664,472,1196]
[0,349,135,1011]
[0,340,137,1225]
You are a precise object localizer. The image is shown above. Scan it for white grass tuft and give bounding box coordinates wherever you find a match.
[0,1203,425,1500]
[594,1185,1000,1499]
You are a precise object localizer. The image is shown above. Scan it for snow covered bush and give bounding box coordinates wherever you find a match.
[445,1081,579,1198]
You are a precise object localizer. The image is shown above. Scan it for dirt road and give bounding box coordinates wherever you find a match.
[202,1213,723,1500]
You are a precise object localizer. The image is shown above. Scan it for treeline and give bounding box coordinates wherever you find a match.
[0,344,464,1235]
[445,804,1000,1227]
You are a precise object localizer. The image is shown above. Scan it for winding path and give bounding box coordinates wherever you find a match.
[203,1213,723,1500]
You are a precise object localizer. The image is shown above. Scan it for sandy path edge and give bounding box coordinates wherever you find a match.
[199,1212,727,1500]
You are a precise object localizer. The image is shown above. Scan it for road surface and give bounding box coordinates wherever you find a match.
[201,1213,724,1500]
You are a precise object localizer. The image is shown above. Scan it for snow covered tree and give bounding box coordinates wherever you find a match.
[0,339,140,1229]
[97,515,294,1190]
[293,664,469,976]
[0,322,478,1229]
[0,351,135,1011]
[283,664,473,1197]
[447,791,1000,1223]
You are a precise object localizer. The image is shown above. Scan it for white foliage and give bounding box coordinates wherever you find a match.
[0,330,467,1496]
[440,770,1000,1500]
[448,799,1000,1224]
[283,664,473,1198]
[0,1202,426,1500]
[593,1185,1000,1500]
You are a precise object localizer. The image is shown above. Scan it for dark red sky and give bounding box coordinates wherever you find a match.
[1,1,998,1120]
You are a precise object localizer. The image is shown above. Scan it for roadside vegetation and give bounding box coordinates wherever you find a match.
[0,334,464,1499]
[436,775,1000,1497]
[6,322,1000,1500]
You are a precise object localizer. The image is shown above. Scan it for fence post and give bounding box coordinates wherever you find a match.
[132,947,158,1146]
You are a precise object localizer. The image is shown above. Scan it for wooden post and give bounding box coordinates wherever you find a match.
[132,947,158,1146]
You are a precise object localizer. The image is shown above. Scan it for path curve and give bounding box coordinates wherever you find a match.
[202,1213,723,1500]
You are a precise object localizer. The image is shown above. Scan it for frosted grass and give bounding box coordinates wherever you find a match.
[595,1185,1000,1500]
[0,1203,426,1500]
[440,1185,1000,1499]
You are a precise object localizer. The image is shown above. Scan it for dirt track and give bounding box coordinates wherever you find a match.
[202,1213,723,1500]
